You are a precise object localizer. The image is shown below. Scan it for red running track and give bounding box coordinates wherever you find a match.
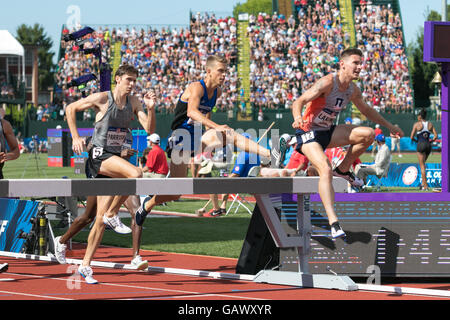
[0,243,449,301]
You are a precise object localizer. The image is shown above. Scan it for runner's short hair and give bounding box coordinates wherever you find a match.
[206,55,228,69]
[419,109,427,120]
[340,48,363,59]
[115,64,139,79]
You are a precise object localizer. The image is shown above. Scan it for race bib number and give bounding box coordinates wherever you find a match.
[106,127,127,147]
[300,131,315,143]
[313,108,336,128]
[92,147,104,159]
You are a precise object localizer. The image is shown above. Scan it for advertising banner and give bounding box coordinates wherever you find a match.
[367,163,442,188]
[0,198,39,253]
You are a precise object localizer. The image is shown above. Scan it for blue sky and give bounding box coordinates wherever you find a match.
[0,0,446,62]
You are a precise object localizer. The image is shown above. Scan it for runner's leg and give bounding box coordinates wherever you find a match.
[327,124,375,172]
[300,142,338,225]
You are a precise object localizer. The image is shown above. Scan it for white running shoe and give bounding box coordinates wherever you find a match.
[103,215,132,234]
[330,222,346,239]
[54,236,67,264]
[131,255,149,270]
[333,167,364,187]
[78,265,98,284]
[269,136,288,168]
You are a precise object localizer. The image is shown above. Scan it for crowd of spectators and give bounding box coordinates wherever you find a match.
[118,13,238,112]
[354,1,413,113]
[0,75,16,100]
[54,13,238,114]
[248,0,344,111]
[27,102,65,122]
[52,4,414,117]
[54,25,111,104]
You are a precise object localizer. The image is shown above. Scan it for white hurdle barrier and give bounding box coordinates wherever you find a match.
[0,177,360,291]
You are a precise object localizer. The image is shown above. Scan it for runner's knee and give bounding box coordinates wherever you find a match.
[128,166,143,179]
[364,127,376,144]
[316,162,333,179]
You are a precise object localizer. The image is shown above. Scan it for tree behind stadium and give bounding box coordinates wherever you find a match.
[408,7,450,109]
[233,0,272,18]
[15,23,56,93]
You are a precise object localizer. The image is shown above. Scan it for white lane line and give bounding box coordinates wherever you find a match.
[0,290,72,300]
[5,272,266,300]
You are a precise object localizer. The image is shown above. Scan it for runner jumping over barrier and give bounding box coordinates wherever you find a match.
[290,47,404,239]
[134,55,286,227]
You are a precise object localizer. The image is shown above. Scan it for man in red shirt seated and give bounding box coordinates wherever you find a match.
[143,133,169,178]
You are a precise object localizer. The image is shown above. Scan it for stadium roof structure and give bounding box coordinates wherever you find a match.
[0,30,24,57]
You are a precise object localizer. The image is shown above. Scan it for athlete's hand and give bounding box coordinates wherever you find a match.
[292,116,304,129]
[120,148,136,159]
[389,124,404,138]
[0,152,7,163]
[144,90,156,110]
[216,124,233,135]
[72,136,85,155]
[215,124,234,143]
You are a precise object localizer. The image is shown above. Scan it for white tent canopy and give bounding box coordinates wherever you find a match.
[0,30,24,56]
[0,30,25,85]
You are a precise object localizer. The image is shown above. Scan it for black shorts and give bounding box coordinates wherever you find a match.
[85,146,119,178]
[295,125,336,155]
[417,140,431,156]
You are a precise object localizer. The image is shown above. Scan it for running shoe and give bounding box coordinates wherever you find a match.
[103,215,132,234]
[333,167,364,187]
[135,196,152,226]
[78,265,98,284]
[330,222,346,239]
[203,208,224,218]
[270,135,288,168]
[54,236,67,264]
[131,255,149,270]
[0,263,8,273]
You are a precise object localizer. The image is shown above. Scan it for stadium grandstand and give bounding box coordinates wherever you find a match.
[51,0,416,125]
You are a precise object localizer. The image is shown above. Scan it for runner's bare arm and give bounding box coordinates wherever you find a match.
[204,112,213,131]
[66,92,106,154]
[134,91,156,134]
[410,123,418,141]
[0,119,20,163]
[351,86,404,137]
[291,76,332,128]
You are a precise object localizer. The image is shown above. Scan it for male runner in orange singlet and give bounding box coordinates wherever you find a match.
[291,48,403,238]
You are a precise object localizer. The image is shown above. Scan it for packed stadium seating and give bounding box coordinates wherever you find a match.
[53,0,415,119]
[354,1,413,113]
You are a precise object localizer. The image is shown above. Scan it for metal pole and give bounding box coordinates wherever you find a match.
[443,0,448,21]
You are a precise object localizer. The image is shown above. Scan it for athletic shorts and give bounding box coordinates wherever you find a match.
[166,123,204,158]
[295,125,336,155]
[417,140,431,156]
[85,146,119,178]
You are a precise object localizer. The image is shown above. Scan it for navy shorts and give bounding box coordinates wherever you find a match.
[166,123,204,158]
[295,125,336,155]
